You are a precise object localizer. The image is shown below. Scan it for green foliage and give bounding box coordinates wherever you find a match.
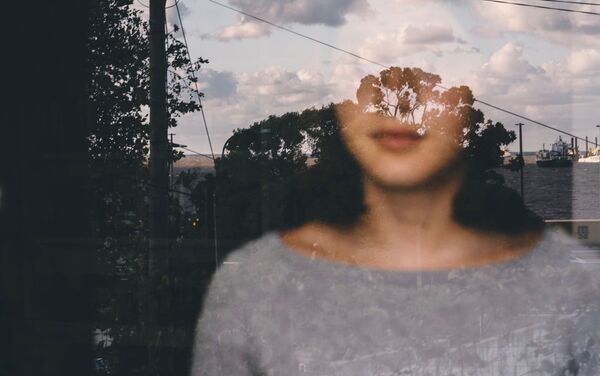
[200,67,537,243]
[194,102,362,246]
[212,112,311,242]
[466,120,517,178]
[357,67,440,121]
[356,67,517,178]
[87,0,207,373]
[88,0,205,171]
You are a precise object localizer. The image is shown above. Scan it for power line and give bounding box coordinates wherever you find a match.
[206,0,388,69]
[476,98,587,143]
[204,0,592,144]
[481,0,600,15]
[175,1,220,267]
[535,0,600,6]
[136,0,180,9]
[178,146,215,160]
[174,2,217,160]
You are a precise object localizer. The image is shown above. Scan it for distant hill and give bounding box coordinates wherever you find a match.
[174,153,531,168]
[174,154,318,169]
[174,155,217,169]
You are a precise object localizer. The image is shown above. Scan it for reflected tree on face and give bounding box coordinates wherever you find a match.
[206,66,543,247]
[353,66,514,168]
[357,67,441,124]
[337,66,541,234]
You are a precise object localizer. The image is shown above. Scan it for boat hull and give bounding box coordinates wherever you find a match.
[536,159,573,167]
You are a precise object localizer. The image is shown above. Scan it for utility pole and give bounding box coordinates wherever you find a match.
[516,123,524,201]
[149,0,169,276]
[147,0,168,373]
[597,126,600,215]
[169,133,175,188]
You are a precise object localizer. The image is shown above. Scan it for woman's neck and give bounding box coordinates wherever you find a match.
[336,173,480,267]
[355,174,463,248]
[282,171,542,271]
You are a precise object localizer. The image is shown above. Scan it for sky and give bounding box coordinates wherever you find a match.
[133,0,600,153]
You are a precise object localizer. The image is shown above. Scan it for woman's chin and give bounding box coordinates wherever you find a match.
[365,159,465,191]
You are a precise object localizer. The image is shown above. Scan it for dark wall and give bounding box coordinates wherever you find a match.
[1,1,94,375]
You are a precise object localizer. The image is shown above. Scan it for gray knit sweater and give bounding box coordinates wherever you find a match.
[192,229,600,375]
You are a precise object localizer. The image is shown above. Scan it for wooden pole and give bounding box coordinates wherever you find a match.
[149,0,169,276]
[517,123,524,201]
[147,0,169,373]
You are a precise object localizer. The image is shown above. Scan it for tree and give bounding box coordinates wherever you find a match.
[87,1,207,374]
[212,113,309,248]
[356,67,515,176]
[203,67,538,246]
[353,67,541,233]
[357,67,441,123]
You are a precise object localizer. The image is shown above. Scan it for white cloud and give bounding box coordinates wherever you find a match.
[474,2,600,47]
[483,42,541,78]
[229,0,369,26]
[190,67,333,139]
[468,43,572,106]
[213,0,370,41]
[235,66,331,114]
[402,24,461,45]
[461,42,588,139]
[329,59,368,100]
[470,24,504,39]
[215,16,271,41]
[109,0,600,153]
[567,49,600,75]
[543,51,600,98]
[178,66,335,151]
[357,24,472,64]
[196,69,238,99]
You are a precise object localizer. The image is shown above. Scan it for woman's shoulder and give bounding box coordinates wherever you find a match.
[526,227,600,300]
[208,232,296,294]
[279,222,337,255]
[527,226,594,265]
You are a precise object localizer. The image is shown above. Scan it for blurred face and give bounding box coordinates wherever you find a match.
[336,109,466,191]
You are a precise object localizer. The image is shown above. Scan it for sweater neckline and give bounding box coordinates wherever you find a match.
[267,228,554,282]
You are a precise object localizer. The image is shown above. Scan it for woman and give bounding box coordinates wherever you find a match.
[192,68,599,375]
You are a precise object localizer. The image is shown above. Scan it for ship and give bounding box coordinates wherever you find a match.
[501,147,512,167]
[535,136,578,167]
[578,146,600,163]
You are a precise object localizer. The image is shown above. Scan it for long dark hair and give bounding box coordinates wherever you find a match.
[293,110,544,235]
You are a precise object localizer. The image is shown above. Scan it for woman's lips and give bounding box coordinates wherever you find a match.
[372,130,422,151]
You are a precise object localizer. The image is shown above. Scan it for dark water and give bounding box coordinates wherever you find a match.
[499,164,600,220]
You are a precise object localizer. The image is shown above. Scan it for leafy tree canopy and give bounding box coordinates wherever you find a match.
[87,1,208,373]
[207,67,536,240]
[356,66,516,176]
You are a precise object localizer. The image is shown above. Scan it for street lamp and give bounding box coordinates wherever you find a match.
[220,127,272,159]
[217,127,273,253]
[220,135,235,161]
[597,125,600,217]
[171,128,273,267]
[516,123,524,200]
